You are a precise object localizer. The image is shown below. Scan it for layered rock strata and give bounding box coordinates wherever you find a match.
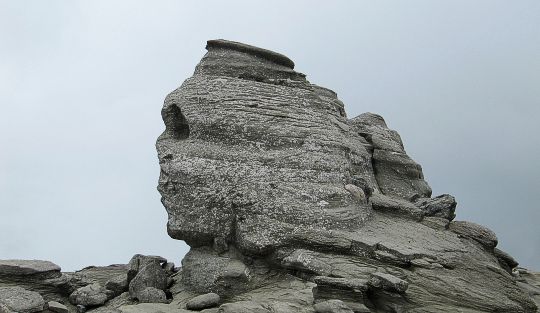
[1,40,538,313]
[155,39,539,313]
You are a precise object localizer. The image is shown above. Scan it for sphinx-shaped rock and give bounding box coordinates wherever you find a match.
[156,40,538,313]
[3,39,537,313]
[157,39,377,253]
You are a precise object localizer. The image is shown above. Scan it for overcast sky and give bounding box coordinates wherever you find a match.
[0,1,538,272]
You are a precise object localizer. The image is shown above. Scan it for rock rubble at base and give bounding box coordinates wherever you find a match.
[0,255,178,313]
[1,39,539,312]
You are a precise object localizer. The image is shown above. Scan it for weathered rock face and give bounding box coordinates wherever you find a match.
[157,39,376,252]
[155,40,539,313]
[350,112,431,201]
[1,39,538,313]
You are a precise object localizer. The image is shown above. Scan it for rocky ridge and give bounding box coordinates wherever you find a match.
[1,39,538,313]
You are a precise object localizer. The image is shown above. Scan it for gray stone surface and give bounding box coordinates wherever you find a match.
[69,283,110,307]
[495,247,520,273]
[368,272,408,293]
[449,220,499,250]
[218,301,270,313]
[157,40,375,250]
[516,268,540,309]
[313,299,354,313]
[313,276,369,292]
[135,287,167,304]
[0,286,46,313]
[155,39,538,313]
[180,247,250,296]
[86,292,132,313]
[105,274,128,297]
[370,193,424,220]
[350,112,432,200]
[127,255,166,283]
[414,194,457,220]
[48,301,69,313]
[186,293,220,310]
[0,260,61,280]
[118,303,189,313]
[128,262,168,302]
[77,265,128,288]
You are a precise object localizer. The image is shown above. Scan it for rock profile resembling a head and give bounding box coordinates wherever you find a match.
[1,39,538,313]
[155,39,539,312]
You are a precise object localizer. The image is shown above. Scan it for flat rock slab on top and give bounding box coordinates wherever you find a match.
[206,39,295,69]
[0,260,61,279]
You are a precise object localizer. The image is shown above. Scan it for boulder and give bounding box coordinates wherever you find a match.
[0,287,46,313]
[127,255,166,283]
[69,283,110,307]
[128,262,168,301]
[180,247,250,296]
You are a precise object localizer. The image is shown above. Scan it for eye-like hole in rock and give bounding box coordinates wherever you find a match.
[161,103,189,140]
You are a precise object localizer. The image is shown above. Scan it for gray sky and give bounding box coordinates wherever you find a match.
[0,0,538,271]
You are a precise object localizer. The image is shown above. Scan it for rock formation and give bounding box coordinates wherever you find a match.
[1,39,538,312]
